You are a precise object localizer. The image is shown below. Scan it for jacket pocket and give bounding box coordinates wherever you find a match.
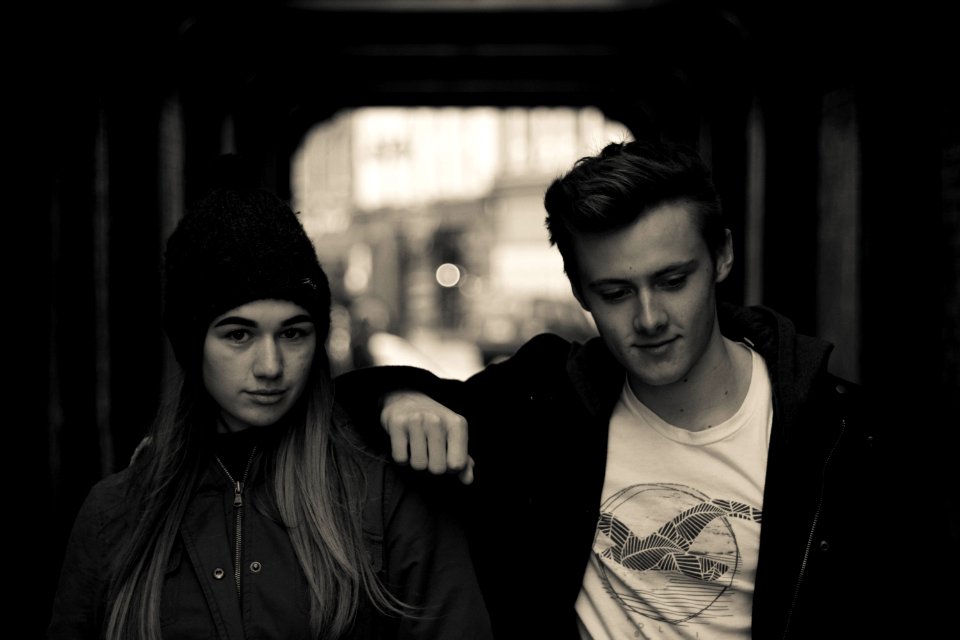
[159,544,183,627]
[159,541,216,634]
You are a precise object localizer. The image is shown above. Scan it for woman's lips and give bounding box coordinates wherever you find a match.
[246,389,286,404]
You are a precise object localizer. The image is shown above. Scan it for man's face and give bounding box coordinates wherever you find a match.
[202,299,317,433]
[571,202,732,392]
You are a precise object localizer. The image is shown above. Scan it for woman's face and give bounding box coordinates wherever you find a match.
[202,299,317,433]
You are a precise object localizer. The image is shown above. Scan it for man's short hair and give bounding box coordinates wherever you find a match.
[544,139,725,289]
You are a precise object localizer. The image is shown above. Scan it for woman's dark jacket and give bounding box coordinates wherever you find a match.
[47,415,492,640]
[337,303,914,639]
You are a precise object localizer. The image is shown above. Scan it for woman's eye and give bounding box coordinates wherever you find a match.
[225,329,250,343]
[280,327,312,340]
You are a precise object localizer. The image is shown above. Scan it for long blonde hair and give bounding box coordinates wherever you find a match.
[105,352,404,639]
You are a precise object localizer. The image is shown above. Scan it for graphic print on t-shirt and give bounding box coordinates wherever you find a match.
[593,483,762,625]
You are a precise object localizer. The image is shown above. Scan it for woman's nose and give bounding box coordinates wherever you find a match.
[253,339,283,378]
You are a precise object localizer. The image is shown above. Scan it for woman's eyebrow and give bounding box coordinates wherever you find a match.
[213,314,314,328]
[213,316,256,328]
[281,315,314,326]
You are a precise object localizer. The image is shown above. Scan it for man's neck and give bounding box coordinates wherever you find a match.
[629,336,753,432]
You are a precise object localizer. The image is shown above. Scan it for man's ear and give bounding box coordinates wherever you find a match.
[715,229,734,283]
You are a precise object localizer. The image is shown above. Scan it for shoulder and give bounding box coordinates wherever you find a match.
[354,452,420,514]
[818,372,869,424]
[76,467,138,523]
[353,449,461,530]
[349,445,410,517]
[60,467,139,566]
[352,447,390,492]
[513,332,576,360]
[353,452,441,561]
[472,332,582,381]
[516,332,611,369]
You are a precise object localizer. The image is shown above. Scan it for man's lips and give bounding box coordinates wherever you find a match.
[635,336,679,349]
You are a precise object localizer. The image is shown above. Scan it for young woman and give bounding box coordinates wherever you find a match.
[47,187,492,640]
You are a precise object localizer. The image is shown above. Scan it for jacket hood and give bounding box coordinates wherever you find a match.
[717,302,835,430]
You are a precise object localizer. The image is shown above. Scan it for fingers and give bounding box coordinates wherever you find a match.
[402,412,450,475]
[424,414,450,475]
[445,413,469,471]
[383,409,443,471]
[406,411,439,472]
[388,422,411,466]
[380,391,471,478]
[458,455,475,485]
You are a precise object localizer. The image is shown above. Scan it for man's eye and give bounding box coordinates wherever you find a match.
[661,275,688,289]
[599,289,630,302]
[225,329,250,343]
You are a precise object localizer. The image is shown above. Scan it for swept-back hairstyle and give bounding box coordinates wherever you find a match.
[544,139,726,292]
[105,187,403,639]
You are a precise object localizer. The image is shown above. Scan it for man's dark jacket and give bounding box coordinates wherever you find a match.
[338,303,926,639]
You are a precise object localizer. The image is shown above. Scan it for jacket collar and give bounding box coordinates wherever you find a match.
[717,302,835,441]
[567,335,624,418]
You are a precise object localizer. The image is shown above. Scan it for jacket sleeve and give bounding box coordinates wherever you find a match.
[379,466,493,640]
[333,364,460,455]
[334,333,576,459]
[47,485,113,640]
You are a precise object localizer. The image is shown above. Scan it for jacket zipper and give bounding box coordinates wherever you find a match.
[214,446,258,599]
[781,418,846,639]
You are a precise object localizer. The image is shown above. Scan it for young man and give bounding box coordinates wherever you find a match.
[337,140,899,638]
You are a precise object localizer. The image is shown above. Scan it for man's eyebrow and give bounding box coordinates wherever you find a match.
[587,278,631,289]
[652,259,698,277]
[587,260,700,288]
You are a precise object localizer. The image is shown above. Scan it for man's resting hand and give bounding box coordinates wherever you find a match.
[380,391,474,485]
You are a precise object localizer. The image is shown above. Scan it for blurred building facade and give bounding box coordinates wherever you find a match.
[292,107,630,376]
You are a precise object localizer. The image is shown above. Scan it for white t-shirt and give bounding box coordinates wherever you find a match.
[576,345,772,639]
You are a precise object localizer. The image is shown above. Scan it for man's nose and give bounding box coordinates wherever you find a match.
[633,290,667,334]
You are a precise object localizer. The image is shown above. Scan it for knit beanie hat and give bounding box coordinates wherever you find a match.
[162,188,331,369]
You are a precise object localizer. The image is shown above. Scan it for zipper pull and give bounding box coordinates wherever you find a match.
[233,480,243,507]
